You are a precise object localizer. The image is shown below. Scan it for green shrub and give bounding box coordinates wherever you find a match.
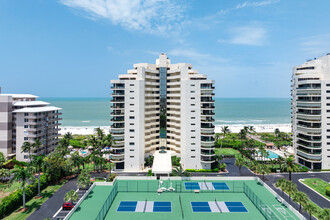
[0,173,49,218]
[326,186,330,197]
[147,170,153,176]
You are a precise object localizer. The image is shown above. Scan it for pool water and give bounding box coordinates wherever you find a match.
[257,150,280,159]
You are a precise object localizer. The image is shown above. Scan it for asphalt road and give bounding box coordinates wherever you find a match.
[26,177,78,220]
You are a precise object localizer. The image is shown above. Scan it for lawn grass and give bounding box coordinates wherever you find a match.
[301,178,330,200]
[3,182,65,220]
[214,148,240,156]
[0,182,21,202]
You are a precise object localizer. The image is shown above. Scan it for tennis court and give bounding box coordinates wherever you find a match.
[68,179,302,220]
[184,182,230,190]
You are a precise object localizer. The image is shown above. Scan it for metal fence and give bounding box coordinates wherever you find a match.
[115,180,244,194]
[243,183,279,220]
[95,181,118,220]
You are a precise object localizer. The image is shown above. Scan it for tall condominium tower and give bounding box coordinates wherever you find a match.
[292,54,330,170]
[0,93,62,161]
[110,53,215,171]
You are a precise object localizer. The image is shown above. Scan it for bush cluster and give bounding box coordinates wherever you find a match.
[0,174,49,217]
[326,186,330,197]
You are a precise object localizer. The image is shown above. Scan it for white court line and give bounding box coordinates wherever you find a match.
[273,204,295,219]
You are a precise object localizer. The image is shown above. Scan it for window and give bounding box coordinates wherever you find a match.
[130,110,134,112]
[191,91,195,93]
[130,97,134,99]
[129,142,134,145]
[129,116,135,119]
[130,149,134,151]
[191,156,195,158]
[191,84,195,86]
[191,143,195,145]
[129,129,135,132]
[191,136,195,139]
[191,97,195,99]
[130,104,134,106]
[130,123,134,125]
[191,149,195,152]
[24,119,28,122]
[191,117,195,119]
[130,136,134,138]
[130,84,134,86]
[191,130,195,132]
[191,110,195,112]
[191,123,195,125]
[24,137,28,140]
[24,155,29,159]
[130,156,134,158]
[191,104,195,106]
[130,91,134,93]
[24,113,28,116]
[24,125,28,128]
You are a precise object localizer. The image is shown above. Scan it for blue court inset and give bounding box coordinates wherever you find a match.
[184,182,229,190]
[117,201,171,213]
[191,201,248,213]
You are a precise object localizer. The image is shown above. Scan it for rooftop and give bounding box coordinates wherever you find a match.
[13,106,61,113]
[0,94,38,98]
[13,101,50,106]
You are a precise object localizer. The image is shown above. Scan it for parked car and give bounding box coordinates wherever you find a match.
[62,202,75,210]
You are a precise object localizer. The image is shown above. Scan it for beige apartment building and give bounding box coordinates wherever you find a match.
[0,93,62,161]
[110,53,215,171]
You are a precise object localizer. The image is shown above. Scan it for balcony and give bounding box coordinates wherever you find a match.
[201,156,216,163]
[111,124,124,129]
[297,151,322,161]
[201,111,215,116]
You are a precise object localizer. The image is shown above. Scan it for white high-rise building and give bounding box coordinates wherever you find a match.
[110,53,215,171]
[292,54,330,170]
[0,93,62,161]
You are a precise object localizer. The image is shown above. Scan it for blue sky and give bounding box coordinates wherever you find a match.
[1,0,330,98]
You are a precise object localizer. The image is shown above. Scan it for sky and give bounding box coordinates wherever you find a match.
[1,0,330,98]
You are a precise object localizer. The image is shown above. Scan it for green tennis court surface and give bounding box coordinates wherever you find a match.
[69,179,301,220]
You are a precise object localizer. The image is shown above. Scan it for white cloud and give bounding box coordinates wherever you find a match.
[235,0,280,9]
[168,48,228,65]
[301,33,330,56]
[227,26,267,46]
[60,0,185,34]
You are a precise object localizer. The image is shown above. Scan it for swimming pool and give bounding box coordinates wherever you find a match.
[257,150,280,159]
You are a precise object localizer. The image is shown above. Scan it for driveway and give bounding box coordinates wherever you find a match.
[27,177,78,220]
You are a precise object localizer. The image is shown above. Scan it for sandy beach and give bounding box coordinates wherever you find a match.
[60,124,291,135]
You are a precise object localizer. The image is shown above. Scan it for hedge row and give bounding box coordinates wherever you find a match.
[0,173,49,218]
[186,169,218,173]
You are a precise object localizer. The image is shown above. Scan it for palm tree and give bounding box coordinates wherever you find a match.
[215,133,220,143]
[282,155,299,181]
[256,164,270,180]
[219,126,231,163]
[32,138,42,155]
[287,181,298,200]
[238,129,247,149]
[319,208,330,220]
[31,155,45,197]
[64,132,73,146]
[77,169,91,191]
[0,168,10,183]
[235,155,245,175]
[11,166,32,209]
[277,156,284,170]
[248,126,256,134]
[274,128,280,138]
[171,165,190,177]
[293,191,309,213]
[21,142,33,163]
[304,202,317,220]
[64,189,78,203]
[275,178,287,196]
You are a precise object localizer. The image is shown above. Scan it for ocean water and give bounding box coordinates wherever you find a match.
[43,98,291,127]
